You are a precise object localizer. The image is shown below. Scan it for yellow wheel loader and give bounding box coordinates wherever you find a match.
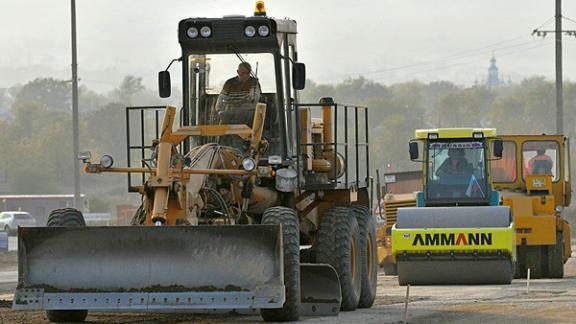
[491,135,571,278]
[391,128,516,285]
[13,3,378,322]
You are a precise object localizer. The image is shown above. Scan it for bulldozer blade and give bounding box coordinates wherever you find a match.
[397,260,514,285]
[13,225,285,311]
[300,263,341,316]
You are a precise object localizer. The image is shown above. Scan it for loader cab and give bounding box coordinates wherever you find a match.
[491,135,571,207]
[160,14,305,160]
[411,128,498,207]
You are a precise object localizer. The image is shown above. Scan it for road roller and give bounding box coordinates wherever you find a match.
[391,128,516,285]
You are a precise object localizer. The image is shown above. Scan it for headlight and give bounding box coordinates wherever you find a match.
[187,27,199,38]
[244,25,256,37]
[555,205,563,213]
[268,155,282,165]
[77,151,92,161]
[258,25,270,37]
[200,26,212,38]
[100,155,114,168]
[242,158,256,171]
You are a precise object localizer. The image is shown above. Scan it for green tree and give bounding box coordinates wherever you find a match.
[113,76,145,105]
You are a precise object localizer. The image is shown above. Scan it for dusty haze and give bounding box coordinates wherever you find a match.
[1,0,575,93]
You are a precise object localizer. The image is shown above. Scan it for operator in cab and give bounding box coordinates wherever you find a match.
[215,62,262,148]
[526,148,553,175]
[216,62,261,116]
[436,148,473,178]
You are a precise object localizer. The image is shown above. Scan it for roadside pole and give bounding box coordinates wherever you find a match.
[71,0,81,210]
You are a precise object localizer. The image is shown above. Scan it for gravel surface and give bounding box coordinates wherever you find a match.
[1,247,576,323]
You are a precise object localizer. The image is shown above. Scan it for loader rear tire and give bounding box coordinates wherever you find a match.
[46,208,86,227]
[316,207,362,311]
[546,231,564,278]
[45,208,88,323]
[352,206,378,308]
[260,207,300,322]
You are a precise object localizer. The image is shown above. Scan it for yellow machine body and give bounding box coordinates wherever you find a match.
[492,134,572,278]
[392,225,515,256]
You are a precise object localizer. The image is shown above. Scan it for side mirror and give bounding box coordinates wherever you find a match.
[158,71,171,98]
[292,62,306,90]
[409,142,419,161]
[493,139,503,158]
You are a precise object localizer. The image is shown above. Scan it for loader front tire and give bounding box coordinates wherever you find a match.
[45,208,88,323]
[260,207,300,322]
[546,231,564,278]
[316,207,362,311]
[352,206,378,308]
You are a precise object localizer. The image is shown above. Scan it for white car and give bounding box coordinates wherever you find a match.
[0,211,37,235]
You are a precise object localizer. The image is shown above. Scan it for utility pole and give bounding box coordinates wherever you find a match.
[532,0,576,134]
[555,0,563,134]
[71,0,81,210]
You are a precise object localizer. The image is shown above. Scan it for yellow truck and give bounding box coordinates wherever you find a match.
[491,135,572,278]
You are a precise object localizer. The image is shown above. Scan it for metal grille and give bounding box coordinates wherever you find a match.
[294,102,370,191]
[125,106,177,192]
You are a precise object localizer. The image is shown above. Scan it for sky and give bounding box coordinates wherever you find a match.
[1,0,576,93]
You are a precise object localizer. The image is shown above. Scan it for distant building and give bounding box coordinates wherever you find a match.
[486,56,502,88]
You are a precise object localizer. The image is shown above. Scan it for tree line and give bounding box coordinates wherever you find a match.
[0,75,574,216]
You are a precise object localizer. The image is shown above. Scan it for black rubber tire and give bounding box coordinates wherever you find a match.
[316,207,362,311]
[46,309,88,323]
[526,246,543,279]
[45,208,88,323]
[547,231,564,278]
[46,208,86,227]
[352,206,378,308]
[515,245,526,279]
[260,207,300,322]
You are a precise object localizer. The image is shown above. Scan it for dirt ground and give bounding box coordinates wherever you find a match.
[1,248,576,323]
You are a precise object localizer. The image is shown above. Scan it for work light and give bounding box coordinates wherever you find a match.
[244,26,256,37]
[187,27,199,38]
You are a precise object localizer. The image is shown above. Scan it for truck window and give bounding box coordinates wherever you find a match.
[522,140,559,181]
[491,141,517,182]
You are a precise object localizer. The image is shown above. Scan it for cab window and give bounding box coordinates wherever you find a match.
[522,141,559,181]
[491,141,517,183]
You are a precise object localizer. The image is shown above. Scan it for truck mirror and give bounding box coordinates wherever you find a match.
[493,139,503,158]
[292,63,306,90]
[158,71,171,98]
[409,142,419,161]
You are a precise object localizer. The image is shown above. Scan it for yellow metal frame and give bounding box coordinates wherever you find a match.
[83,105,268,226]
[415,128,496,139]
[493,134,572,262]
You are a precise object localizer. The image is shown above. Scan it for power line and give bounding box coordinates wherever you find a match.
[370,40,554,84]
[314,34,544,81]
